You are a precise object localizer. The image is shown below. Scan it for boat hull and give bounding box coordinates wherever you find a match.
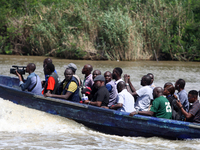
[0,75,200,140]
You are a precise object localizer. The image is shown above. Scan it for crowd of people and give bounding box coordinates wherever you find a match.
[15,58,200,124]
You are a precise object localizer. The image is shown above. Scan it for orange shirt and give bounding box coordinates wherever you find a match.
[42,76,55,94]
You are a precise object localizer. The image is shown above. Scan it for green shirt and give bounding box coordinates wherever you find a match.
[150,96,172,119]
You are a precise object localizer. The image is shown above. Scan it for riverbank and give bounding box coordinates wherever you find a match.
[0,0,200,61]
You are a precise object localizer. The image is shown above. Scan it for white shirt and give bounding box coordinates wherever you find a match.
[117,89,135,113]
[135,85,153,111]
[115,78,123,94]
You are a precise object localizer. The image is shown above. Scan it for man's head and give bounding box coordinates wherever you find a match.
[82,64,93,76]
[104,71,112,83]
[43,58,53,68]
[188,90,198,103]
[44,63,55,75]
[112,67,123,80]
[26,63,36,73]
[163,82,175,96]
[140,75,151,86]
[153,87,164,99]
[175,79,185,91]
[117,81,126,93]
[147,73,154,84]
[93,75,105,89]
[93,70,101,80]
[66,63,77,74]
[64,68,73,81]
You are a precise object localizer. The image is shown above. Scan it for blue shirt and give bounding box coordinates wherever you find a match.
[19,72,42,95]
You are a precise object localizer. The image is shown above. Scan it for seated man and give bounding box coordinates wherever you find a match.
[42,58,58,87]
[110,81,135,113]
[163,82,182,120]
[104,71,117,107]
[124,75,153,111]
[82,64,94,89]
[112,67,123,88]
[42,63,60,94]
[44,68,80,102]
[129,87,172,119]
[66,63,81,86]
[177,90,200,123]
[84,75,109,107]
[16,63,42,95]
[147,73,155,89]
[89,70,101,100]
[175,79,189,112]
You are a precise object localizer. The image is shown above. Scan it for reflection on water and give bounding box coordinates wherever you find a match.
[0,55,200,149]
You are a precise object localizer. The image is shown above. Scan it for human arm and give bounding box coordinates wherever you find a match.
[129,110,154,116]
[124,74,137,96]
[84,100,102,107]
[109,103,123,110]
[106,84,112,92]
[44,91,73,100]
[176,100,193,119]
[16,71,31,91]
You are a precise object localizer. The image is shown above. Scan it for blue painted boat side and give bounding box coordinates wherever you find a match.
[0,75,200,139]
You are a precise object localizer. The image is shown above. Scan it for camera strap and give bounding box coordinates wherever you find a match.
[28,75,37,92]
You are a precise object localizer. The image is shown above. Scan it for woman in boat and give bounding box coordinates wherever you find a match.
[163,82,182,120]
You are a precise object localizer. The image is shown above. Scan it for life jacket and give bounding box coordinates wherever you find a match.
[61,76,80,102]
[43,72,60,94]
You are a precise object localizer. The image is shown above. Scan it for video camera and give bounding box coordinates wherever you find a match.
[10,65,27,75]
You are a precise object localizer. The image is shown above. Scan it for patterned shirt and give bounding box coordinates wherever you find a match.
[83,74,93,89]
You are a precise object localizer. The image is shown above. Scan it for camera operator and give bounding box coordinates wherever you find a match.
[16,63,42,95]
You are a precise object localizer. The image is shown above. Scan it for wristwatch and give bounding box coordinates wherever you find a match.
[126,83,129,86]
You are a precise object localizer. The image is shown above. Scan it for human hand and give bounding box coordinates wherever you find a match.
[124,74,129,83]
[44,92,52,97]
[176,100,182,108]
[129,111,137,116]
[84,100,89,104]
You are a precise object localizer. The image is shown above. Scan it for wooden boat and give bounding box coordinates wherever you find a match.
[0,75,200,140]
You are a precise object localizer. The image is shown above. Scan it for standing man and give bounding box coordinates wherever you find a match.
[175,79,189,112]
[104,71,117,107]
[177,90,200,123]
[84,75,109,107]
[124,75,153,111]
[42,63,60,95]
[82,64,93,89]
[112,67,123,93]
[16,63,42,95]
[44,68,79,102]
[130,87,172,119]
[110,81,135,113]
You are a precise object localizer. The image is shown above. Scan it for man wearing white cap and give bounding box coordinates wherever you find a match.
[66,63,81,86]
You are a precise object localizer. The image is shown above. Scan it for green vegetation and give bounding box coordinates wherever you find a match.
[0,0,200,61]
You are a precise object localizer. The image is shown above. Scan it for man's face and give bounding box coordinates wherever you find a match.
[175,81,179,90]
[112,69,117,80]
[163,87,170,96]
[26,64,30,73]
[93,70,100,80]
[104,72,112,83]
[153,88,157,99]
[82,65,87,74]
[140,77,145,86]
[64,69,73,81]
[94,80,101,89]
[188,94,195,103]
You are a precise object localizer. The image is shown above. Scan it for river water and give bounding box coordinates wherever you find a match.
[0,55,200,149]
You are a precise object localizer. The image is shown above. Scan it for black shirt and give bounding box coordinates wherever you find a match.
[93,86,109,106]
